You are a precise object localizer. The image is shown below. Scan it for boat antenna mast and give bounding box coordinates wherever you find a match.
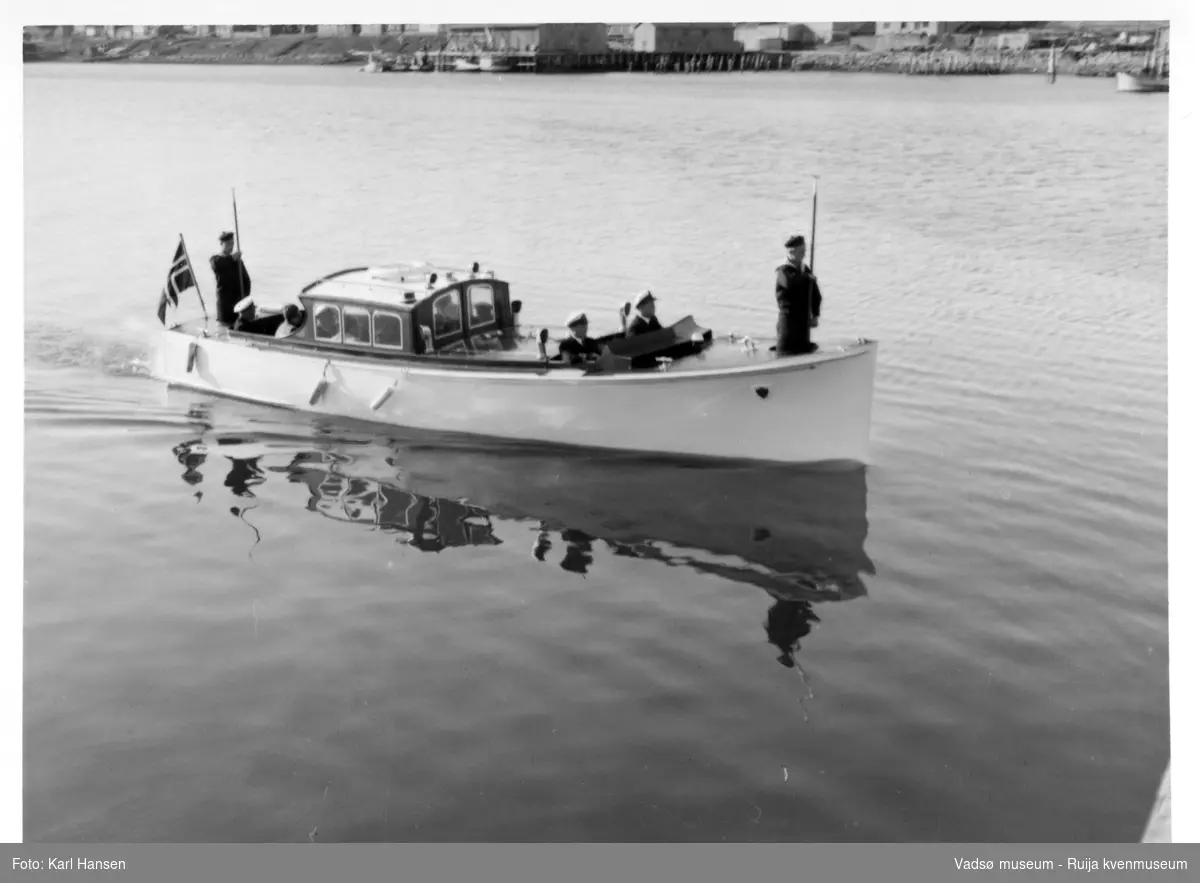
[809,174,819,274]
[232,188,245,307]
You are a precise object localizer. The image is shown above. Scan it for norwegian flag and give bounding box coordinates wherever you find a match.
[156,236,198,325]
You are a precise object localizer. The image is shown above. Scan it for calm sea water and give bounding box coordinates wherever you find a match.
[23,64,1167,842]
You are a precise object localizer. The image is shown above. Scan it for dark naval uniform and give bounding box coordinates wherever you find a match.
[210,253,252,327]
[558,335,603,365]
[775,262,822,355]
[625,314,663,337]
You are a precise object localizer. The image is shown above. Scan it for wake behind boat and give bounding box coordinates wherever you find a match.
[150,194,877,466]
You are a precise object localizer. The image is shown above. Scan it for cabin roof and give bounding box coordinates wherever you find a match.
[302,262,501,310]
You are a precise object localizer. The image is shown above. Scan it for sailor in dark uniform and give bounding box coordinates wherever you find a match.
[210,231,252,328]
[557,311,603,365]
[775,233,823,356]
[625,290,663,337]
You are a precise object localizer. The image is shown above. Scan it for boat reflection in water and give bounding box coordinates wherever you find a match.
[169,410,875,667]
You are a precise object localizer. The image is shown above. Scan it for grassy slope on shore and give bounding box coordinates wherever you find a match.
[29,33,445,65]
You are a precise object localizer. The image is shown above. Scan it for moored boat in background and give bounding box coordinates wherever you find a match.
[1116,71,1168,92]
[1117,27,1168,92]
[479,52,514,72]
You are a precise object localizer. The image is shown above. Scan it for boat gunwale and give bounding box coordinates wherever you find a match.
[165,323,877,383]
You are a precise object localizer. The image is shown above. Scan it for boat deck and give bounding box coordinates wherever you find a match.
[172,319,871,376]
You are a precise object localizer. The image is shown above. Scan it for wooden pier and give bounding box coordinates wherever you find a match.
[408,49,794,74]
[384,47,1034,77]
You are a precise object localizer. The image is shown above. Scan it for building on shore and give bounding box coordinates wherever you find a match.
[972,32,1033,51]
[358,24,439,36]
[97,25,134,40]
[734,23,810,51]
[876,21,963,36]
[632,22,738,54]
[316,24,362,37]
[259,25,318,35]
[26,25,74,41]
[443,23,607,55]
[798,22,840,44]
[608,23,636,48]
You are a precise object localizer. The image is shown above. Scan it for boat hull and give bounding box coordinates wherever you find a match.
[479,54,513,72]
[1116,71,1169,92]
[152,331,877,465]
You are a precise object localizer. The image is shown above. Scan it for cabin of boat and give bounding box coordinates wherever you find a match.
[217,262,713,374]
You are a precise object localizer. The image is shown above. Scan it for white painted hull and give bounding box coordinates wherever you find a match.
[1116,71,1168,92]
[152,331,877,465]
[479,54,513,72]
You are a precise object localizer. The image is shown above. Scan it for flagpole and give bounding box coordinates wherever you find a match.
[809,175,819,275]
[179,233,208,323]
[232,188,245,305]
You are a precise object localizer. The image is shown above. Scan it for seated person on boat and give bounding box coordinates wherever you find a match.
[558,311,602,365]
[625,290,663,337]
[274,303,306,338]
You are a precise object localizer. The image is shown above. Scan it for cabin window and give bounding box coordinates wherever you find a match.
[314,304,342,342]
[343,306,372,345]
[432,291,463,338]
[467,284,496,328]
[373,311,405,349]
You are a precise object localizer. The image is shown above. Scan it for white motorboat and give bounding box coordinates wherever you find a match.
[152,256,877,466]
[359,51,393,73]
[1116,71,1168,92]
[1117,27,1169,92]
[479,52,514,72]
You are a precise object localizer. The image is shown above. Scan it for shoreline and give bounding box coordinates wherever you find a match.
[23,35,1164,79]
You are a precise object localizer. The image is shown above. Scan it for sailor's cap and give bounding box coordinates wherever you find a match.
[784,233,806,248]
[566,310,588,328]
[218,231,235,242]
[635,289,654,308]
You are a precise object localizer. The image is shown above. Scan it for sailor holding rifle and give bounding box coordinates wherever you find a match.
[210,231,252,328]
[774,233,822,356]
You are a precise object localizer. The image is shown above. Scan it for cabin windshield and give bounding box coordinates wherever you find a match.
[467,283,497,327]
[433,291,463,338]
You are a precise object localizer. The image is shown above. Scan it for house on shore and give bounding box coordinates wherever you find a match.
[442,23,608,55]
[632,23,738,54]
[358,24,440,36]
[734,23,809,51]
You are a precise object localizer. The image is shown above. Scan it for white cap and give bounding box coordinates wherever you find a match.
[635,289,654,308]
[566,310,588,328]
